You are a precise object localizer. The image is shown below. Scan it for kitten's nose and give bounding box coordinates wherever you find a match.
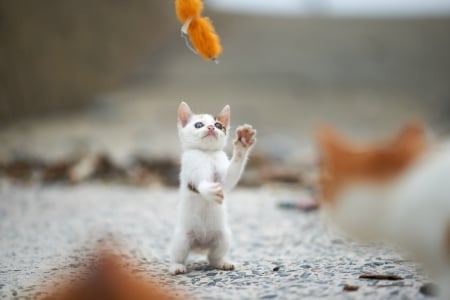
[207,125,215,131]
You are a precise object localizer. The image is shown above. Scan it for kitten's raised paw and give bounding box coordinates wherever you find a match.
[169,263,187,275]
[235,124,256,149]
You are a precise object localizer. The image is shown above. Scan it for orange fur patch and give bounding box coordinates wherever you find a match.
[175,0,222,61]
[316,122,427,204]
[214,119,227,134]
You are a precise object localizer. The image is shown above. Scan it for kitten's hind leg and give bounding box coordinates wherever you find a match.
[170,232,190,275]
[208,231,235,271]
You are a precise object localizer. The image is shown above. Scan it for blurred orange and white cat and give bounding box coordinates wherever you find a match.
[316,122,450,296]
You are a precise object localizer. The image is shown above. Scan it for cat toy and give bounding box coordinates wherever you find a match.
[175,0,222,63]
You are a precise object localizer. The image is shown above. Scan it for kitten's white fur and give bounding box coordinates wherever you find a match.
[325,141,450,297]
[170,102,256,275]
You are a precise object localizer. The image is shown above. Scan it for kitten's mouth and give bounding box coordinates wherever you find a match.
[203,131,217,139]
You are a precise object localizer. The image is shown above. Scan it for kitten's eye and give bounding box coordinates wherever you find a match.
[214,122,223,130]
[194,122,204,129]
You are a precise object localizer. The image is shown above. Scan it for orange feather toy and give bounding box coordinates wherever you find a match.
[175,0,222,62]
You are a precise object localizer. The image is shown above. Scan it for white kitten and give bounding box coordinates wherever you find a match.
[388,142,450,297]
[316,124,450,298]
[170,102,256,275]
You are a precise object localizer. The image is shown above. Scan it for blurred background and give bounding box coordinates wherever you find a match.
[1,0,450,186]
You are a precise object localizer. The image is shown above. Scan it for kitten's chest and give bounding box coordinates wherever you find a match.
[182,150,228,182]
[206,153,227,182]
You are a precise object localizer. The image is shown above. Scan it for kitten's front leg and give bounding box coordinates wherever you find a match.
[224,124,256,191]
[198,181,224,204]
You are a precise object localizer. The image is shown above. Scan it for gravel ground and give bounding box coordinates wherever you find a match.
[0,181,430,299]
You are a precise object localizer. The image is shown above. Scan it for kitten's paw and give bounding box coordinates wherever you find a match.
[214,190,224,205]
[211,260,235,271]
[199,182,224,204]
[169,263,187,275]
[210,183,224,205]
[221,261,235,271]
[235,124,256,149]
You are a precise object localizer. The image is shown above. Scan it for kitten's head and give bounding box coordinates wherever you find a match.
[177,102,230,151]
[315,121,427,204]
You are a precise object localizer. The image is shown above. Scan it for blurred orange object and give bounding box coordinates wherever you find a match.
[175,0,222,62]
[41,251,181,300]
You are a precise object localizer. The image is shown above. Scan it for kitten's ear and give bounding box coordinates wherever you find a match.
[216,105,230,128]
[392,120,427,154]
[315,125,348,159]
[178,102,193,127]
[395,121,425,144]
[316,125,340,150]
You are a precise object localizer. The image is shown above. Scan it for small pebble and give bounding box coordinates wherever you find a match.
[359,274,403,280]
[277,202,297,210]
[419,283,439,297]
[301,272,311,278]
[389,290,399,296]
[261,294,277,299]
[343,284,359,292]
[300,264,311,269]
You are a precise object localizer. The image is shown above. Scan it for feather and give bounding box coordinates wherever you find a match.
[175,0,203,23]
[188,17,222,61]
[175,0,222,61]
